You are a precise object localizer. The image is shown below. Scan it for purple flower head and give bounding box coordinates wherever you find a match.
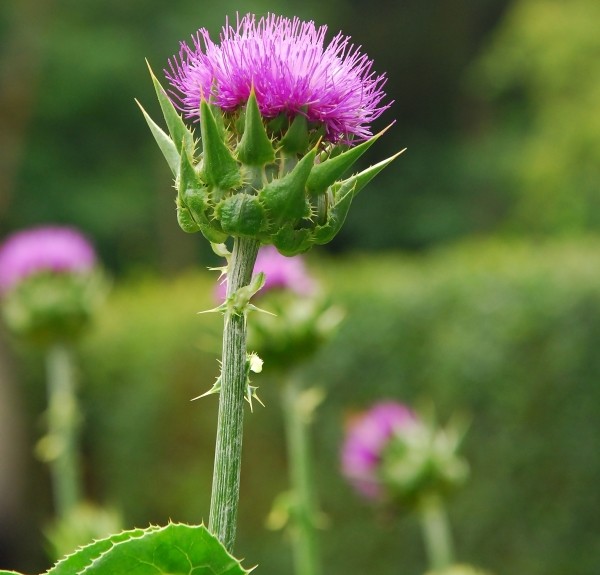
[216,245,316,301]
[167,13,391,143]
[341,401,415,499]
[0,226,97,295]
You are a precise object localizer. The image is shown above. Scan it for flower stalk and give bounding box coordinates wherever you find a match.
[418,491,455,572]
[43,343,82,519]
[208,236,260,551]
[281,375,322,575]
[139,12,401,554]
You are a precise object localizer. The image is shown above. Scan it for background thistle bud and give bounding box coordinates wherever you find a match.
[341,401,469,508]
[0,226,104,345]
[216,246,343,369]
[139,13,403,255]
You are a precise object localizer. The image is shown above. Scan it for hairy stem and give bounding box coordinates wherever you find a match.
[44,343,81,518]
[208,236,260,552]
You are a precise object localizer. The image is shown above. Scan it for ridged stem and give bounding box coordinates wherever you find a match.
[282,375,321,575]
[208,236,260,552]
[44,343,81,519]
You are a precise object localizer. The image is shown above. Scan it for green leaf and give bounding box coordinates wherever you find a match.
[266,113,287,135]
[237,89,275,166]
[208,100,228,140]
[176,204,201,233]
[46,523,250,575]
[280,113,309,155]
[178,141,211,227]
[200,99,242,190]
[176,141,209,234]
[310,149,405,246]
[306,124,393,196]
[216,193,267,237]
[178,141,203,193]
[181,187,210,223]
[312,181,355,245]
[272,224,313,256]
[258,147,316,231]
[136,99,179,176]
[47,527,156,575]
[337,148,406,200]
[0,570,23,574]
[199,222,229,244]
[146,61,195,159]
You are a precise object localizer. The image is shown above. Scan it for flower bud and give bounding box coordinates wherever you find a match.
[139,14,403,255]
[216,246,343,369]
[341,401,469,507]
[0,226,105,344]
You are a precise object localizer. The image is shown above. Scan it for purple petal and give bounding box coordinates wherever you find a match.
[166,13,391,144]
[0,226,97,294]
[341,401,415,499]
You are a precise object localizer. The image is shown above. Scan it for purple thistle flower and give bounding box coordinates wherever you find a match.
[167,13,391,143]
[0,226,96,295]
[216,245,316,301]
[341,401,415,499]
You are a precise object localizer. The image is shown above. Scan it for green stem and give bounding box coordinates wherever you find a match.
[44,343,81,519]
[418,492,454,572]
[282,375,321,575]
[208,236,260,552]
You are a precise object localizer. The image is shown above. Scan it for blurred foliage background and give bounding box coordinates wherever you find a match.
[1,0,599,573]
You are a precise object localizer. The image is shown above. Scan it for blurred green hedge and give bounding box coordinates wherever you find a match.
[13,239,600,574]
[309,239,600,575]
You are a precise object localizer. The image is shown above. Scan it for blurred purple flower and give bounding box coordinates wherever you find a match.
[341,401,415,499]
[216,245,316,301]
[167,13,391,143]
[0,226,96,295]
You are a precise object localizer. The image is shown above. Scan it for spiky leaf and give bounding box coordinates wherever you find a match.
[178,139,201,185]
[217,193,267,237]
[272,225,313,256]
[199,223,229,244]
[136,100,179,176]
[259,148,316,231]
[46,523,249,575]
[208,100,228,140]
[47,527,157,575]
[177,203,201,233]
[267,113,287,134]
[237,90,275,166]
[337,149,406,200]
[200,100,242,190]
[306,125,392,196]
[280,113,309,155]
[147,61,195,158]
[180,186,208,220]
[311,150,405,245]
[312,181,355,245]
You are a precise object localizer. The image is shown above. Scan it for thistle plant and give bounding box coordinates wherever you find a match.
[341,401,469,573]
[0,226,119,559]
[138,12,402,553]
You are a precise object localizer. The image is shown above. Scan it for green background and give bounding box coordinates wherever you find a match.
[1,0,599,572]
